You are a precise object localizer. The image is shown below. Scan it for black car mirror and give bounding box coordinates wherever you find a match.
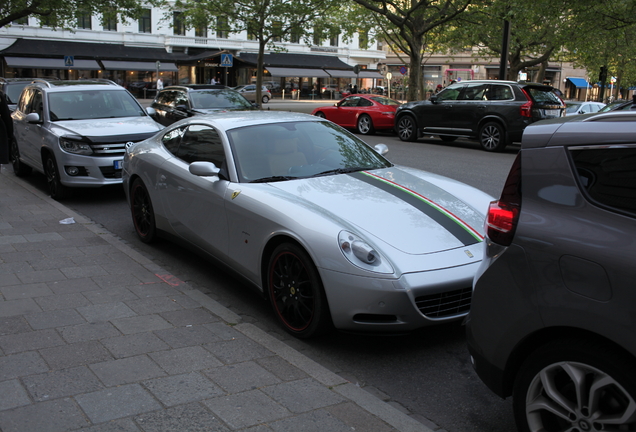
[429,94,439,103]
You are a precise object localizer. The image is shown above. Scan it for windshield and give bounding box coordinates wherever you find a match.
[190,90,253,109]
[48,90,146,121]
[370,96,401,106]
[228,120,392,183]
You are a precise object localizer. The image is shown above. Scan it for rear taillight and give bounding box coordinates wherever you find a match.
[485,154,521,246]
[520,89,533,117]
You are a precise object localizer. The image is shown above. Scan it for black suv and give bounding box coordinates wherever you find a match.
[150,84,256,126]
[394,80,565,151]
[0,77,56,111]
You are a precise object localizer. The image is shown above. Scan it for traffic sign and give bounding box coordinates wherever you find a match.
[400,66,407,75]
[64,56,74,67]
[220,54,233,67]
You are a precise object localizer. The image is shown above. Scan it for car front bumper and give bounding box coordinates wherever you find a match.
[55,151,125,187]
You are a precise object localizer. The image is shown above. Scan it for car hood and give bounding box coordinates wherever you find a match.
[50,116,163,139]
[270,167,488,255]
[192,107,255,115]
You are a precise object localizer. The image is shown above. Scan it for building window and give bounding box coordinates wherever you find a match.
[195,25,207,38]
[358,31,368,50]
[313,27,323,46]
[272,21,282,42]
[247,22,257,40]
[77,12,92,29]
[216,16,228,39]
[329,28,339,47]
[173,12,186,36]
[138,9,151,33]
[290,26,301,44]
[102,10,117,31]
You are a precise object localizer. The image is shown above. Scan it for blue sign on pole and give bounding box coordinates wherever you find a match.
[64,56,74,67]
[220,54,233,67]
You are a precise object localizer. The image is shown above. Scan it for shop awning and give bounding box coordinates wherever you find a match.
[325,69,357,78]
[358,71,383,79]
[566,77,591,89]
[265,67,330,78]
[4,56,101,70]
[101,60,178,72]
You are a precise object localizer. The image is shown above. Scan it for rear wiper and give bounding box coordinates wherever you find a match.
[250,175,298,183]
[313,167,368,177]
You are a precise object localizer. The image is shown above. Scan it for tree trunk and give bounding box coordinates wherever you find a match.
[255,38,267,108]
[406,39,424,101]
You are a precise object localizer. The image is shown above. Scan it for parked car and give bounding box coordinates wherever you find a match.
[10,80,163,199]
[151,84,256,126]
[466,110,636,432]
[598,99,633,112]
[0,77,56,111]
[311,94,401,135]
[232,84,272,104]
[123,111,493,338]
[394,80,565,151]
[564,100,605,115]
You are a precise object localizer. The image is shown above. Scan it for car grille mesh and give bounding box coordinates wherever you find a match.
[415,287,472,318]
[90,142,127,156]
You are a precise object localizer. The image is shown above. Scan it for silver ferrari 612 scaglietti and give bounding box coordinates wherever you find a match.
[122,111,493,338]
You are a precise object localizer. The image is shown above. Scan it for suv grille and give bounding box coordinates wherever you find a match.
[90,142,127,156]
[415,287,472,318]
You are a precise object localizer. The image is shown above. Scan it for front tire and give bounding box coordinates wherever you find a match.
[314,111,326,119]
[357,114,375,135]
[267,242,332,338]
[479,122,508,152]
[10,138,32,177]
[396,115,418,142]
[262,95,270,104]
[513,339,636,432]
[44,154,70,200]
[130,178,157,244]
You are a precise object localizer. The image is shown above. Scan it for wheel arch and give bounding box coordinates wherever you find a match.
[260,234,317,291]
[477,115,508,133]
[502,326,636,397]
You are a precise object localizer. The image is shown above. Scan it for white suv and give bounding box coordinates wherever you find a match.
[11,80,163,199]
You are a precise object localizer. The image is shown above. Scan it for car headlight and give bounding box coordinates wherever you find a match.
[59,138,93,155]
[338,231,394,274]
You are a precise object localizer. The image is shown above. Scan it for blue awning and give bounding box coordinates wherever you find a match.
[566,77,591,89]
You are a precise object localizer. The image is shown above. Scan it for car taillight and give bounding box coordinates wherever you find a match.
[485,154,521,246]
[520,89,533,117]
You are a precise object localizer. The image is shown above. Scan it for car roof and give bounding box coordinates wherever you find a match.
[522,111,636,149]
[446,80,555,90]
[25,81,127,93]
[170,110,320,131]
[162,84,229,91]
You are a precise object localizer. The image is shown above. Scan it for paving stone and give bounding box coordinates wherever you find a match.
[203,389,291,429]
[60,322,121,344]
[61,265,109,279]
[0,315,31,336]
[1,282,53,300]
[69,418,142,432]
[89,355,166,386]
[82,287,139,305]
[111,314,172,335]
[256,356,309,382]
[159,308,219,327]
[154,325,219,348]
[170,294,202,309]
[35,292,92,311]
[75,384,162,424]
[128,284,182,299]
[16,269,67,284]
[23,232,65,242]
[76,302,137,323]
[0,273,21,287]
[326,402,396,432]
[204,322,245,341]
[0,249,45,264]
[92,274,146,290]
[204,361,281,393]
[149,346,223,374]
[204,337,274,364]
[0,397,90,432]
[261,378,345,413]
[47,277,102,295]
[134,402,229,432]
[101,332,169,359]
[22,366,104,401]
[143,372,224,406]
[268,409,352,432]
[24,308,86,330]
[0,379,31,410]
[124,296,183,315]
[40,340,113,370]
[29,256,75,271]
[0,328,65,354]
[0,351,49,381]
[0,298,42,317]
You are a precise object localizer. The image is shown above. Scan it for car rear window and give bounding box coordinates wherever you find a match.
[525,87,563,104]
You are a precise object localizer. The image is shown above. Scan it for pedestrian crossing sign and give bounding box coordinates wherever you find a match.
[221,54,233,67]
[64,56,74,67]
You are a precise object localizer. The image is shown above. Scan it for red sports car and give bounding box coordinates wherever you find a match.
[311,94,401,135]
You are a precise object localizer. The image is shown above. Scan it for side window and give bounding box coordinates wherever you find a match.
[461,84,488,100]
[487,85,513,101]
[162,126,185,155]
[176,124,226,167]
[358,98,373,107]
[29,91,44,117]
[18,88,34,113]
[340,97,359,107]
[437,86,462,101]
[174,91,190,108]
[156,91,175,106]
[570,146,636,216]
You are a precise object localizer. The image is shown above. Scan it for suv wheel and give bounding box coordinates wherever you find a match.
[10,138,32,177]
[44,154,71,200]
[479,122,508,152]
[513,339,636,432]
[396,115,418,142]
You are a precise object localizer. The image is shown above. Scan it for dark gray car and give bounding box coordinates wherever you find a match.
[466,111,636,431]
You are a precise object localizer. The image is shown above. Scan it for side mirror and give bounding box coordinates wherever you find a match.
[429,95,439,103]
[189,161,220,179]
[25,112,41,123]
[145,107,156,116]
[374,143,389,155]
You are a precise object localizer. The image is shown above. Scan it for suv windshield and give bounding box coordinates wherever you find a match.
[525,87,563,104]
[48,90,146,121]
[190,90,253,109]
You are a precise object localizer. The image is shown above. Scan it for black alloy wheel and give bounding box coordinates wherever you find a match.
[130,178,157,243]
[396,115,418,141]
[267,243,331,338]
[10,138,32,177]
[479,122,508,152]
[44,154,70,200]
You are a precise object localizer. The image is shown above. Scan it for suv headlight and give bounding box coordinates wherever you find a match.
[59,138,93,155]
[338,231,394,274]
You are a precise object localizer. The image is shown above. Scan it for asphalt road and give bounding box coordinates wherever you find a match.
[14,102,519,432]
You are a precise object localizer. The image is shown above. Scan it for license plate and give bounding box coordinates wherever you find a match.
[545,109,560,117]
[114,160,123,170]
